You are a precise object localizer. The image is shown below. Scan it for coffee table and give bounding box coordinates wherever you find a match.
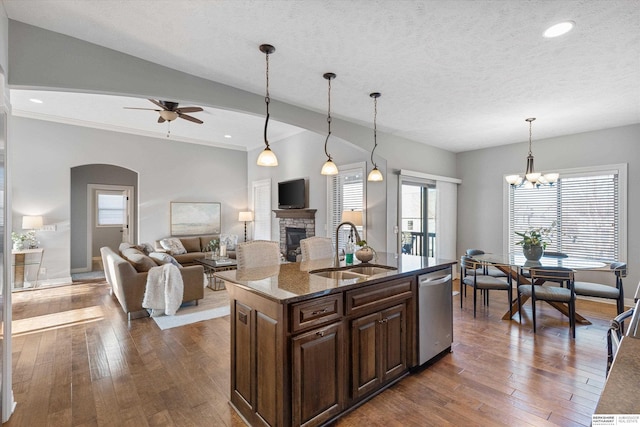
[195,257,237,290]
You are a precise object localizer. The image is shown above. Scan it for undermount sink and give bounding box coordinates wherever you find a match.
[346,265,397,276]
[309,264,397,280]
[310,270,367,280]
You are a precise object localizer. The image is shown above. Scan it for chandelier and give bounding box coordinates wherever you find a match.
[505,118,558,188]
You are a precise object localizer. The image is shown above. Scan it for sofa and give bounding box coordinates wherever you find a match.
[100,246,205,320]
[154,234,238,265]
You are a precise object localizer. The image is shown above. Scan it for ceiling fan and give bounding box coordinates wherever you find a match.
[124,99,204,124]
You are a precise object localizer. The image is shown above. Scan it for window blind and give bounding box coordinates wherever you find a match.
[509,172,619,261]
[97,192,125,226]
[328,165,364,249]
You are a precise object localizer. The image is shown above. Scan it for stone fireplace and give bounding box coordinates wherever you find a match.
[273,209,316,261]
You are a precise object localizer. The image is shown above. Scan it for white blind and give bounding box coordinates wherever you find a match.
[252,179,271,240]
[509,172,619,261]
[97,191,125,226]
[328,164,364,249]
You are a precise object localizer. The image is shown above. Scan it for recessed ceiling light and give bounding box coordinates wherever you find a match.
[29,98,43,104]
[224,134,232,138]
[543,21,575,38]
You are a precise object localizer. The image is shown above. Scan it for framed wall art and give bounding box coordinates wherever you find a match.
[170,202,221,236]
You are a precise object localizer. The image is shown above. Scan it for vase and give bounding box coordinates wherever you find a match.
[523,245,544,261]
[13,241,24,251]
[355,247,374,263]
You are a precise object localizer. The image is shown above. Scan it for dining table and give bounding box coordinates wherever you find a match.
[469,252,609,324]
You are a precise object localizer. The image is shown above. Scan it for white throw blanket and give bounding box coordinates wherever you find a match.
[143,263,184,316]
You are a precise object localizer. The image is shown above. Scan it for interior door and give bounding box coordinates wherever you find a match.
[399,181,436,258]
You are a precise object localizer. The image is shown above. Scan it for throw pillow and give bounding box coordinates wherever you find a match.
[149,252,181,268]
[159,237,187,255]
[121,247,157,272]
[136,242,155,255]
[220,234,238,250]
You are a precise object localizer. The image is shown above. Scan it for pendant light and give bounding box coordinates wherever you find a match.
[256,44,278,166]
[320,72,339,175]
[367,92,383,182]
[505,118,559,188]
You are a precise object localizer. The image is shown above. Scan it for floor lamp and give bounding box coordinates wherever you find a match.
[238,211,254,242]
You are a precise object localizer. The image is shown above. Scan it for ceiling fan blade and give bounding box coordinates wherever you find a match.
[148,99,168,110]
[176,107,203,113]
[157,116,166,123]
[123,107,161,111]
[178,113,203,124]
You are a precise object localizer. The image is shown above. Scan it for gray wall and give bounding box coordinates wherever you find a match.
[70,164,138,270]
[10,117,247,284]
[457,123,640,304]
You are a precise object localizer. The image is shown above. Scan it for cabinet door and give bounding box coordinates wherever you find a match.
[351,311,381,399]
[380,304,407,381]
[292,322,344,427]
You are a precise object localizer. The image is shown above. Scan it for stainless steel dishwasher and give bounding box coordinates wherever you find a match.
[417,267,453,366]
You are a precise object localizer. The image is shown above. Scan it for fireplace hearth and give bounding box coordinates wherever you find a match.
[285,227,307,262]
[273,209,317,260]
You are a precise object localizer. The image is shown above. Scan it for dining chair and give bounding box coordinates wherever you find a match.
[518,266,576,338]
[466,249,508,277]
[460,256,512,317]
[236,240,281,269]
[574,262,627,315]
[299,236,334,262]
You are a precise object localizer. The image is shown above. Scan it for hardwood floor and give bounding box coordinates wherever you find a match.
[6,279,616,426]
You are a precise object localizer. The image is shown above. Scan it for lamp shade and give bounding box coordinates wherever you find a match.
[341,210,363,226]
[22,215,43,230]
[238,211,254,222]
[257,148,278,166]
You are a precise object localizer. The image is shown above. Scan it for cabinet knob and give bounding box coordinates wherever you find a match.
[316,331,325,337]
[312,308,328,315]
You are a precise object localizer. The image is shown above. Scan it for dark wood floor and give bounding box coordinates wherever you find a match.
[5,279,617,426]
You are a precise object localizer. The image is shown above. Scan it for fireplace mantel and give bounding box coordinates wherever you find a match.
[273,209,317,219]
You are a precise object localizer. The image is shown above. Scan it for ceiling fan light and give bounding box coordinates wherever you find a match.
[257,147,278,166]
[321,159,338,175]
[159,110,178,121]
[367,167,384,182]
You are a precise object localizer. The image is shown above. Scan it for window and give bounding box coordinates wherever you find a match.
[508,165,627,262]
[328,162,365,248]
[96,191,126,227]
[252,179,272,240]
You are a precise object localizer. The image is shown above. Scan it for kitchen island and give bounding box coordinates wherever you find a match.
[215,253,456,427]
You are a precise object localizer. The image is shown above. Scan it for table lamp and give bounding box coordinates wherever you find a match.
[238,211,254,242]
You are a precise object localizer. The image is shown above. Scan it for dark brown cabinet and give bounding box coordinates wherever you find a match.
[351,303,407,399]
[292,321,344,427]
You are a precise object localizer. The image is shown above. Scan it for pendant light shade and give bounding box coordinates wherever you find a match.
[257,44,278,167]
[321,72,338,175]
[367,92,383,182]
[505,118,558,188]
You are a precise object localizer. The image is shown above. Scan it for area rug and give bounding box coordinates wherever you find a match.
[152,287,230,330]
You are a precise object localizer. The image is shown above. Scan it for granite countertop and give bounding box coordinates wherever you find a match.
[595,336,640,415]
[214,253,456,303]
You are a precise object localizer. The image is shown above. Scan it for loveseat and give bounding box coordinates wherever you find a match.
[154,234,238,265]
[100,246,204,320]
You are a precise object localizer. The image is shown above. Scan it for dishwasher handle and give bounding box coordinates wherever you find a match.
[419,274,452,287]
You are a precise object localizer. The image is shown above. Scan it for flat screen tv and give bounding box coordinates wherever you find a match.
[278,178,306,209]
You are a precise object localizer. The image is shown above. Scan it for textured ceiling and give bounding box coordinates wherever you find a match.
[3,0,640,152]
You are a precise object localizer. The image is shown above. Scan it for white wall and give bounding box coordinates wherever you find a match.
[10,117,247,284]
[457,124,640,304]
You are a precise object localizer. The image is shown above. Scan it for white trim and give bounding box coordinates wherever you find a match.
[400,169,462,184]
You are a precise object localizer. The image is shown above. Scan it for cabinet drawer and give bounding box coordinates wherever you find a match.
[291,294,343,333]
[346,278,413,316]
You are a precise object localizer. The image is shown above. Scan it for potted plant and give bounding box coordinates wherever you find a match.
[515,225,554,261]
[11,231,35,251]
[355,240,375,263]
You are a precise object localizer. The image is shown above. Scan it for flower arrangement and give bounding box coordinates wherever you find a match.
[514,225,554,249]
[12,231,37,249]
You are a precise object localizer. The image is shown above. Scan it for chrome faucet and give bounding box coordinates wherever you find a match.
[335,221,362,266]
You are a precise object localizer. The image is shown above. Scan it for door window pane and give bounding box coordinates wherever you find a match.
[97,192,125,226]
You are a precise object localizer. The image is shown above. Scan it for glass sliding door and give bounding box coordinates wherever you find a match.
[400,181,436,257]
